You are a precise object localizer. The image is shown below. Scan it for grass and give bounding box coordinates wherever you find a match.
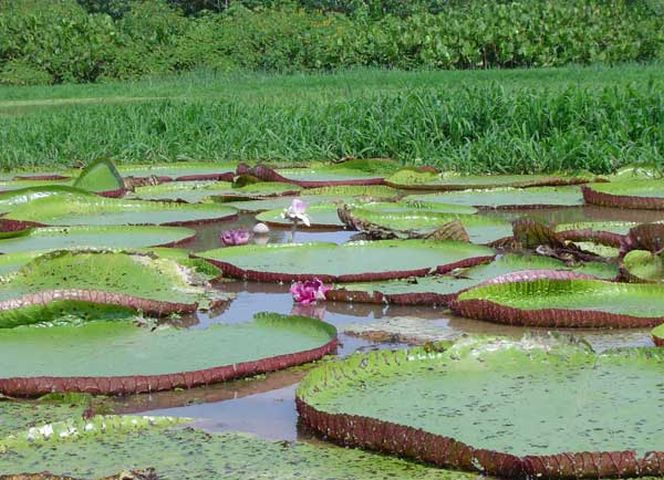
[0,64,662,173]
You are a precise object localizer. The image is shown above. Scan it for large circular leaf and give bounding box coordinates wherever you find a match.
[132,181,300,203]
[117,162,237,181]
[0,186,93,215]
[404,186,584,209]
[329,254,618,306]
[451,271,664,327]
[3,191,237,226]
[386,170,592,191]
[197,240,495,282]
[0,251,215,328]
[622,250,664,283]
[583,180,664,210]
[0,312,337,396]
[0,225,195,254]
[296,337,664,478]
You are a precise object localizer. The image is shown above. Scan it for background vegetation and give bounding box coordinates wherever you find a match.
[0,0,662,85]
[1,66,662,173]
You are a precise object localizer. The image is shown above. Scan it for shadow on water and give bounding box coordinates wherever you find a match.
[111,207,660,441]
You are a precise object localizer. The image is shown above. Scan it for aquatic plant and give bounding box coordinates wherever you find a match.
[220,228,251,246]
[290,278,331,305]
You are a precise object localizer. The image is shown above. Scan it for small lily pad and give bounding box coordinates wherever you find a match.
[623,250,664,283]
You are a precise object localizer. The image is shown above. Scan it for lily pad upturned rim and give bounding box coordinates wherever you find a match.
[196,241,495,283]
[449,270,664,328]
[296,339,664,479]
[118,162,237,182]
[243,164,385,188]
[582,184,664,210]
[0,313,338,397]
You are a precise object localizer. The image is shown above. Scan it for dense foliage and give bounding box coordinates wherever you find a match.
[0,0,662,85]
[1,67,662,172]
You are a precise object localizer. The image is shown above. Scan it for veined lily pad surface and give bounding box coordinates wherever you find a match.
[0,411,470,480]
[117,162,237,181]
[296,337,664,478]
[133,181,300,203]
[3,191,237,226]
[583,180,664,210]
[329,254,618,306]
[0,251,212,328]
[343,203,511,244]
[386,170,591,191]
[197,240,495,282]
[0,225,195,254]
[0,313,337,396]
[404,186,584,209]
[452,272,664,327]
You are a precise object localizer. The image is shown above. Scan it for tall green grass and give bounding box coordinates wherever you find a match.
[0,67,662,173]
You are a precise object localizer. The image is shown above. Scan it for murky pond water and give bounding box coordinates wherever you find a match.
[111,208,661,441]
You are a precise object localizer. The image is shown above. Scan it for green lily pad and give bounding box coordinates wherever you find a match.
[0,186,93,215]
[0,312,337,396]
[247,160,397,187]
[452,273,664,327]
[73,159,125,195]
[623,250,664,283]
[386,170,591,191]
[197,240,495,282]
[3,191,237,226]
[303,184,402,199]
[133,181,300,203]
[403,186,584,209]
[583,180,664,210]
[0,417,469,479]
[0,396,92,438]
[653,324,664,346]
[0,178,70,193]
[0,225,195,254]
[296,337,664,477]
[256,204,347,228]
[0,251,213,328]
[117,162,237,181]
[0,252,41,277]
[330,254,618,305]
[555,221,637,246]
[343,203,511,244]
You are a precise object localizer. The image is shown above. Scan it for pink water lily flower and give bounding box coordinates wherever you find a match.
[281,198,311,227]
[290,278,331,304]
[220,228,251,246]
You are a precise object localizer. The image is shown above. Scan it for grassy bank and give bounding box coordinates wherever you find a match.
[0,66,662,173]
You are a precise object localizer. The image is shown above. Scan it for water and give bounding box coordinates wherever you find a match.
[111,209,660,441]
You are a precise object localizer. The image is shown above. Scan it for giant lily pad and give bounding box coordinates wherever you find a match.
[0,414,469,480]
[328,254,618,306]
[296,337,664,478]
[198,240,494,282]
[403,186,584,209]
[0,225,195,254]
[0,178,69,194]
[3,191,237,226]
[340,203,511,245]
[386,170,592,191]
[0,251,215,328]
[256,204,349,229]
[583,180,664,210]
[555,221,638,246]
[450,271,664,328]
[0,312,337,396]
[244,162,391,187]
[0,186,94,215]
[117,162,237,182]
[132,181,300,203]
[72,159,125,197]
